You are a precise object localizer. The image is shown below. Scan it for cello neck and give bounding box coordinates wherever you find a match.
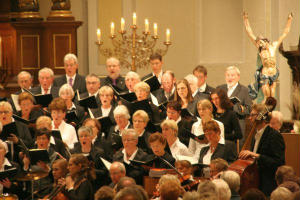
[241,120,257,151]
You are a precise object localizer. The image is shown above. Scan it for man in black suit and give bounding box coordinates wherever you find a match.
[142,53,163,83]
[100,57,127,93]
[76,73,101,106]
[31,67,59,98]
[239,103,285,196]
[53,53,87,94]
[193,65,215,99]
[217,66,252,146]
[153,70,176,104]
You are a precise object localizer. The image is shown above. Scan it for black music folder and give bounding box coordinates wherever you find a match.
[1,122,18,141]
[52,130,62,141]
[143,75,161,92]
[29,149,50,165]
[0,168,18,181]
[23,88,53,107]
[230,96,241,104]
[78,95,98,109]
[13,114,36,125]
[110,84,137,102]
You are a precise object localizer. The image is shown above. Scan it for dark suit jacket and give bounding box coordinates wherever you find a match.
[152,88,175,104]
[53,74,87,94]
[217,83,252,119]
[141,73,153,81]
[66,104,88,129]
[194,84,215,102]
[177,118,193,147]
[100,76,127,93]
[147,153,176,169]
[251,126,285,196]
[137,131,152,154]
[71,142,105,165]
[76,92,102,108]
[199,141,237,164]
[30,85,59,98]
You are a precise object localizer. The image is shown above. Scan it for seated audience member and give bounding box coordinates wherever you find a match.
[175,160,195,187]
[113,129,148,185]
[132,110,152,154]
[133,82,161,122]
[16,92,44,137]
[62,154,95,200]
[239,103,285,196]
[108,105,132,153]
[21,129,60,198]
[31,67,59,98]
[241,188,267,200]
[188,99,225,160]
[156,174,183,200]
[210,158,229,179]
[35,116,69,158]
[114,185,148,200]
[153,70,176,103]
[174,79,197,115]
[95,186,115,200]
[269,111,283,132]
[212,179,231,200]
[211,88,243,142]
[0,141,23,197]
[217,66,252,147]
[9,71,33,112]
[148,132,175,168]
[220,170,241,200]
[59,83,86,127]
[53,53,87,94]
[161,119,192,159]
[197,180,218,195]
[109,161,126,188]
[183,191,200,200]
[142,53,164,83]
[91,86,116,122]
[71,126,104,164]
[199,120,237,165]
[101,57,127,92]
[115,176,137,193]
[275,165,295,186]
[0,101,32,162]
[270,187,292,200]
[166,101,193,147]
[160,180,185,200]
[279,181,300,193]
[49,97,78,149]
[193,65,215,99]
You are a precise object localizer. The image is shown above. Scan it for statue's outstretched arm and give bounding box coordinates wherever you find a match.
[243,12,258,48]
[276,13,293,48]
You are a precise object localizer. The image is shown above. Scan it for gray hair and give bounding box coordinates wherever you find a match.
[0,140,8,154]
[158,174,180,186]
[134,82,150,94]
[17,71,32,79]
[0,101,13,113]
[184,74,198,85]
[106,57,120,66]
[270,187,292,200]
[121,129,138,140]
[197,180,217,195]
[226,66,240,75]
[59,84,75,98]
[64,53,78,64]
[99,85,113,96]
[113,105,130,119]
[183,191,200,200]
[39,67,54,77]
[271,111,283,126]
[125,71,140,81]
[85,74,100,82]
[212,179,231,200]
[78,126,93,137]
[220,170,240,192]
[110,161,126,173]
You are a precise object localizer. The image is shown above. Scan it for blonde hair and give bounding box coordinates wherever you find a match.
[59,84,75,98]
[99,85,113,96]
[133,110,149,123]
[36,116,52,130]
[161,119,178,136]
[134,82,150,94]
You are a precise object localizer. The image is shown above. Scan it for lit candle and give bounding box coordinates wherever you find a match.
[121,18,125,32]
[145,19,149,33]
[166,29,170,42]
[153,23,158,36]
[96,28,101,43]
[110,22,115,36]
[133,12,137,25]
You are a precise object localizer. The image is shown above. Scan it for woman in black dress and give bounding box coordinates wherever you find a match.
[211,88,242,142]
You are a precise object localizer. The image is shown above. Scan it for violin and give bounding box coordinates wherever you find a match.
[42,184,69,200]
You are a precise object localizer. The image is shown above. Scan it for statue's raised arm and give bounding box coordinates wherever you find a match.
[275,13,293,48]
[243,12,258,48]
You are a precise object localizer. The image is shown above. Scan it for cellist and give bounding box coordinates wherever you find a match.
[239,103,285,196]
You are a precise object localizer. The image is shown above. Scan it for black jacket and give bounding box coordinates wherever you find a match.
[30,85,59,98]
[100,76,127,93]
[53,74,87,94]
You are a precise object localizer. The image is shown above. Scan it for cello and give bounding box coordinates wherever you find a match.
[228,97,276,195]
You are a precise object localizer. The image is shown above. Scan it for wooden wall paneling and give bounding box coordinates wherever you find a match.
[282,133,300,176]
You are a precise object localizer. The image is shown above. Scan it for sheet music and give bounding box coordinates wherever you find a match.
[100,157,112,170]
[11,94,21,111]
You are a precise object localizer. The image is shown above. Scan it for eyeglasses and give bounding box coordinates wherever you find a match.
[122,138,136,142]
[133,120,145,123]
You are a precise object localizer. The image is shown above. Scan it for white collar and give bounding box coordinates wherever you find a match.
[122,148,138,164]
[227,82,238,90]
[115,122,130,134]
[192,90,198,97]
[175,116,182,124]
[41,85,52,94]
[66,74,76,81]
[198,83,207,93]
[3,158,12,167]
[138,130,145,137]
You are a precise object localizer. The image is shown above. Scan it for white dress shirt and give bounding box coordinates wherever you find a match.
[41,86,52,94]
[101,106,112,117]
[227,82,238,97]
[52,121,78,149]
[66,74,76,86]
[253,125,267,153]
[152,70,163,84]
[169,138,193,159]
[198,83,207,93]
[122,148,138,164]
